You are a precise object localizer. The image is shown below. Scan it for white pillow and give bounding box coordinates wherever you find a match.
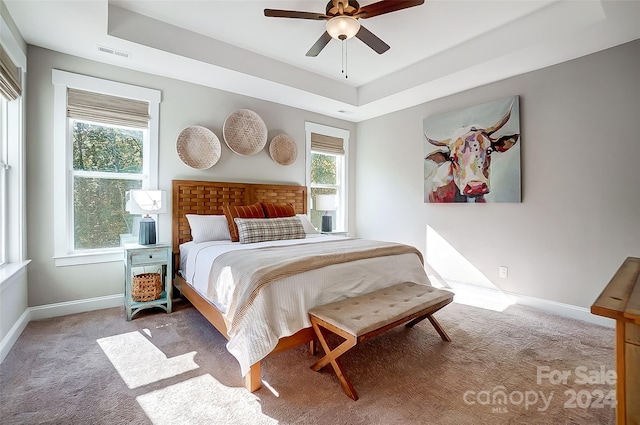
[297,214,319,234]
[186,214,231,243]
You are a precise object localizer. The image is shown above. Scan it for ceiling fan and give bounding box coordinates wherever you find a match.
[264,0,425,57]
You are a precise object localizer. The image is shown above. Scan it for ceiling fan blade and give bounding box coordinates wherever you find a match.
[356,0,424,19]
[306,32,333,57]
[264,9,328,20]
[355,25,390,54]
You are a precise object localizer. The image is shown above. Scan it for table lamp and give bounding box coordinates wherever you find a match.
[126,190,167,245]
[315,194,337,233]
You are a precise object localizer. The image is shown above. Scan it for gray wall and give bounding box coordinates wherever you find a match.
[22,39,640,311]
[25,45,355,307]
[354,39,640,309]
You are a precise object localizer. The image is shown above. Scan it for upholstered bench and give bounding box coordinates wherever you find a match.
[308,282,454,400]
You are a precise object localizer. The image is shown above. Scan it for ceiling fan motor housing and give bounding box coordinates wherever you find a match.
[326,0,360,16]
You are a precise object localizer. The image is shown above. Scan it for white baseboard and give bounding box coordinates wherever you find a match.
[0,308,30,364]
[504,290,615,328]
[1,294,124,365]
[432,278,615,328]
[29,294,124,321]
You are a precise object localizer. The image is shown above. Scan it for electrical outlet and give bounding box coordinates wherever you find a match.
[499,266,508,278]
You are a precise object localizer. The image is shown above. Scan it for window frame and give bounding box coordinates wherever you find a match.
[0,96,7,266]
[52,70,161,266]
[0,18,27,278]
[305,122,349,233]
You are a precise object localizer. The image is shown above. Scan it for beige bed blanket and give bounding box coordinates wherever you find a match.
[206,238,423,334]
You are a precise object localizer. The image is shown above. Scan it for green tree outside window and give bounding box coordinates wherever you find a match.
[72,121,143,250]
[310,152,338,230]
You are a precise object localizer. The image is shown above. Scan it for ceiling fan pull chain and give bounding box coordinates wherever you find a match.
[341,39,345,76]
[345,40,348,79]
[340,39,348,79]
[340,40,344,74]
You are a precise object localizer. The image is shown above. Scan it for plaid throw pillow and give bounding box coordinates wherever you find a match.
[234,217,306,244]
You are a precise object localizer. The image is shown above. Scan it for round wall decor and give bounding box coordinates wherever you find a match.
[269,133,297,166]
[176,125,221,170]
[222,109,268,156]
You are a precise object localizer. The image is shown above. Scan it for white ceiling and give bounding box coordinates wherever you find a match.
[5,0,640,122]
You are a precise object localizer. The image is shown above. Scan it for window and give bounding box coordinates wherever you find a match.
[71,120,143,250]
[305,122,349,233]
[0,34,25,270]
[52,70,161,266]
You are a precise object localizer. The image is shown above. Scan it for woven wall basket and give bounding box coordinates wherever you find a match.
[223,109,268,156]
[132,273,162,302]
[176,125,221,170]
[269,133,297,166]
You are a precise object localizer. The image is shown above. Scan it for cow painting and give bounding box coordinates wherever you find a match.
[423,96,521,203]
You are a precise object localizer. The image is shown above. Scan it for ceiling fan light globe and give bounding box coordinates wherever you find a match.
[326,16,360,40]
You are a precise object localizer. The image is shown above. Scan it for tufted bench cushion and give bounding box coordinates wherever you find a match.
[308,282,453,400]
[309,282,453,337]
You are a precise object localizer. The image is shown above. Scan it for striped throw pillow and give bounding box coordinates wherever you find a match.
[260,202,296,218]
[222,203,265,242]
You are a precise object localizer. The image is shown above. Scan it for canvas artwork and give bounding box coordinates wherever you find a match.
[423,96,521,203]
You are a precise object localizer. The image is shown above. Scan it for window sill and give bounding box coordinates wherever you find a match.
[0,260,31,290]
[53,250,123,267]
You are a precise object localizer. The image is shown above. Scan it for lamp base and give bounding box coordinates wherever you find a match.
[321,215,332,233]
[138,217,157,245]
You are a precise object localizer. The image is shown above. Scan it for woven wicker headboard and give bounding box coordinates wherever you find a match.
[172,180,307,254]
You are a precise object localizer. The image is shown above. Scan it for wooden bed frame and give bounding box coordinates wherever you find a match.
[171,179,316,392]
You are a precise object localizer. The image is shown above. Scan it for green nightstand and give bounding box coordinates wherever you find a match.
[123,243,172,320]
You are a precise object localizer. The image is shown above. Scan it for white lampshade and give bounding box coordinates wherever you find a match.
[126,190,166,245]
[326,16,360,40]
[315,194,338,211]
[126,190,167,215]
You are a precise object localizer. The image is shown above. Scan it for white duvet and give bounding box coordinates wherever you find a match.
[179,235,432,376]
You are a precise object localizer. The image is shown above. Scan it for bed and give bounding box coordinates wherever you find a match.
[171,179,432,392]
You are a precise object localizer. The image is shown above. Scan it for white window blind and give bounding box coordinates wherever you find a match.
[67,88,149,128]
[311,132,344,155]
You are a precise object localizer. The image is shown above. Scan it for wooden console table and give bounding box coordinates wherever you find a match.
[591,257,640,425]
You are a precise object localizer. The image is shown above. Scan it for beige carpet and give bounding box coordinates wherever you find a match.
[0,299,616,424]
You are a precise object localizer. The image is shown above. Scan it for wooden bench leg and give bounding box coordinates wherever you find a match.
[406,313,451,342]
[309,339,318,355]
[310,318,359,401]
